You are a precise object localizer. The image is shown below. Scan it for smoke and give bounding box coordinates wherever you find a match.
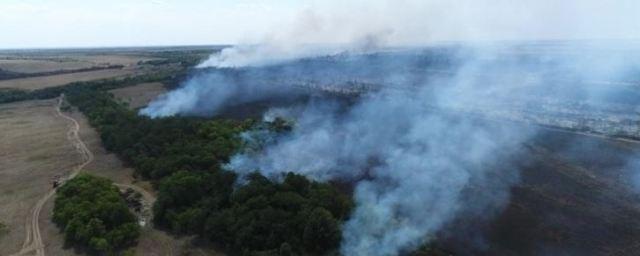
[227,77,531,254]
[139,1,640,255]
[192,0,640,69]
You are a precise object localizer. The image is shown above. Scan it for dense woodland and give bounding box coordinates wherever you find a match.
[64,89,353,255]
[53,174,140,253]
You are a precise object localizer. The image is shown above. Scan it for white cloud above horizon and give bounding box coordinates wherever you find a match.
[1,0,638,49]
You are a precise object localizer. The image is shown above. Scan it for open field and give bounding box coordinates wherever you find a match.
[0,59,96,74]
[0,53,158,73]
[73,54,158,67]
[0,68,136,90]
[0,98,195,255]
[110,82,167,109]
[0,99,79,256]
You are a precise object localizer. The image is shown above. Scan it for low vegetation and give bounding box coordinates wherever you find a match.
[53,174,140,253]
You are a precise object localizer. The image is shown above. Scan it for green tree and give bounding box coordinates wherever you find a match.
[302,208,341,253]
[53,174,140,253]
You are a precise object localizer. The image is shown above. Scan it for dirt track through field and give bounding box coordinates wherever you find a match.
[10,95,93,256]
[10,95,156,256]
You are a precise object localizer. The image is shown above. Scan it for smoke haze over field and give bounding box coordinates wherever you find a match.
[227,77,533,254]
[140,1,640,255]
[193,0,640,68]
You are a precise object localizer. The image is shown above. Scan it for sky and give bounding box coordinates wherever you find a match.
[1,0,639,49]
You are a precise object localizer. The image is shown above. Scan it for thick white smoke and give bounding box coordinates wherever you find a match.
[139,1,640,255]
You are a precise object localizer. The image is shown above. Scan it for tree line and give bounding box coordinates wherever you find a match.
[65,89,353,255]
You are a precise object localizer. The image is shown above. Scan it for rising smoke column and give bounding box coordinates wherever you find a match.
[139,1,640,255]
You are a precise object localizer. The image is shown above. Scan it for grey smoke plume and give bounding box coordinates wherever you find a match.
[140,1,640,255]
[227,75,532,254]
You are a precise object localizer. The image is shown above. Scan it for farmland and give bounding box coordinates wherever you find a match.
[0,46,220,255]
[0,69,136,90]
[0,99,78,255]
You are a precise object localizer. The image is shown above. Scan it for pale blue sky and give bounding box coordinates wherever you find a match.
[0,0,304,48]
[1,0,638,49]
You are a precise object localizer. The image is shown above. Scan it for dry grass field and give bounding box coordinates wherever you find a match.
[0,54,158,73]
[0,68,136,90]
[0,99,194,255]
[0,99,79,256]
[0,53,163,91]
[0,59,95,74]
[110,82,167,109]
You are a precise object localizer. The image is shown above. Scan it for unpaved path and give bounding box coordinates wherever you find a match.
[10,95,93,256]
[9,95,153,256]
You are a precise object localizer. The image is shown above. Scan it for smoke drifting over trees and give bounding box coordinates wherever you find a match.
[141,1,640,255]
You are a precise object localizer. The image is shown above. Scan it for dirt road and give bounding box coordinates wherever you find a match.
[10,95,157,256]
[10,95,93,256]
